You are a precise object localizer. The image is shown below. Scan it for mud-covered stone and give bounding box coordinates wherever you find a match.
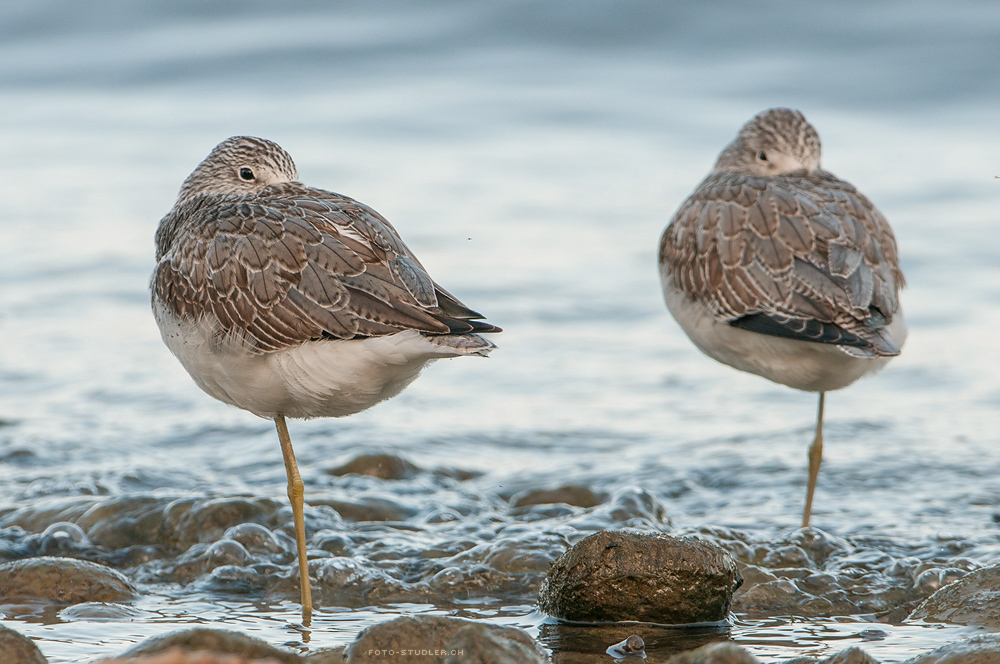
[511,486,603,508]
[117,628,300,663]
[907,563,1000,629]
[903,633,1000,663]
[0,625,48,664]
[0,556,139,604]
[344,615,547,663]
[538,530,742,623]
[666,642,759,663]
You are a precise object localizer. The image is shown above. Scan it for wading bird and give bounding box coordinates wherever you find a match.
[658,109,905,527]
[152,136,499,622]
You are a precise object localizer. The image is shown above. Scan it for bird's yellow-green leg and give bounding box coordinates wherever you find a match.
[802,392,825,528]
[275,414,313,625]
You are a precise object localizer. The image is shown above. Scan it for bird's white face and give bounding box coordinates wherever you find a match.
[713,108,822,177]
[176,136,299,203]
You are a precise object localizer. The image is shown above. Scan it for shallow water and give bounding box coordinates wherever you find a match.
[1,2,1000,662]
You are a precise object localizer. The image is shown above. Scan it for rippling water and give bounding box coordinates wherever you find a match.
[2,2,1000,662]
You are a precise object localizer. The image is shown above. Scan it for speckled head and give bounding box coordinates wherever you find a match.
[177,136,298,203]
[713,108,822,176]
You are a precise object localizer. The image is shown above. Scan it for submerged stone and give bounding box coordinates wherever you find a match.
[58,601,146,622]
[0,557,138,604]
[343,615,547,663]
[511,486,604,508]
[787,647,880,664]
[0,625,47,664]
[902,633,1000,663]
[116,627,300,663]
[537,530,742,624]
[907,563,1000,629]
[328,453,420,480]
[666,642,758,663]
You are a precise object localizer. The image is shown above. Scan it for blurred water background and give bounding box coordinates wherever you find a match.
[1,1,999,662]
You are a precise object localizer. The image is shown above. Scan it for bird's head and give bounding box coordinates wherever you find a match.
[713,108,822,177]
[176,136,298,203]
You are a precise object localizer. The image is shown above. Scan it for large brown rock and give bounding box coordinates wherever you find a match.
[538,531,742,623]
[0,625,48,664]
[343,615,547,663]
[907,563,1000,629]
[0,557,139,604]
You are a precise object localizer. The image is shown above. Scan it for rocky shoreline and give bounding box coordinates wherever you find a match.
[2,520,999,663]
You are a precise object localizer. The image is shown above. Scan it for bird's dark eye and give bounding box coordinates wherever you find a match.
[239,167,255,181]
[757,151,768,161]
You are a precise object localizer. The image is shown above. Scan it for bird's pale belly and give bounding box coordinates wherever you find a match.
[153,301,458,419]
[662,282,906,393]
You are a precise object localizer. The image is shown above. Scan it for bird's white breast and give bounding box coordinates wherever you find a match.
[660,270,906,393]
[153,299,466,419]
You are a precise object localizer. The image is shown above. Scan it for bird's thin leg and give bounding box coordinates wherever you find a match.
[275,414,313,625]
[802,392,825,528]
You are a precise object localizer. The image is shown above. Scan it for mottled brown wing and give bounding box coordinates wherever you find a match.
[660,171,904,355]
[153,184,497,353]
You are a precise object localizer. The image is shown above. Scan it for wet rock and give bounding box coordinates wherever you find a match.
[907,562,1000,629]
[538,530,742,624]
[666,642,758,663]
[0,496,100,533]
[162,497,284,546]
[445,622,550,663]
[27,522,92,556]
[328,453,419,480]
[77,496,168,549]
[734,578,812,615]
[310,496,417,522]
[784,528,851,566]
[903,633,1000,663]
[314,556,410,606]
[601,487,671,527]
[607,634,645,657]
[116,628,300,663]
[303,647,347,664]
[98,652,287,663]
[343,615,547,663]
[822,648,879,664]
[787,647,880,664]
[511,486,603,508]
[0,625,47,664]
[58,601,146,621]
[223,524,284,555]
[0,556,139,604]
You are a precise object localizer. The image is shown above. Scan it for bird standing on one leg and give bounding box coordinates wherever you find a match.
[658,108,905,527]
[151,136,500,623]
